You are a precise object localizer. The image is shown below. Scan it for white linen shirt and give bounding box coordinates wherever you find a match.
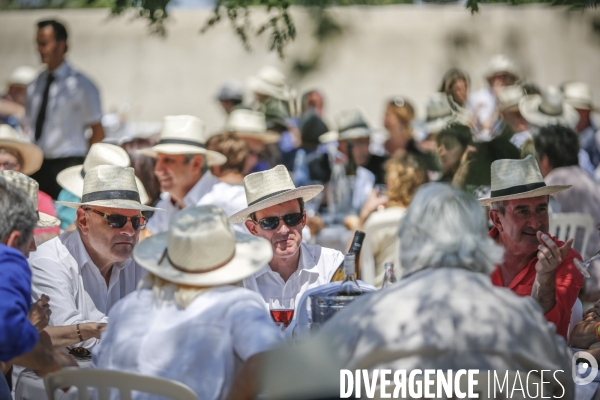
[196,181,248,233]
[28,230,145,349]
[92,286,284,400]
[243,243,344,316]
[25,61,102,158]
[146,171,219,234]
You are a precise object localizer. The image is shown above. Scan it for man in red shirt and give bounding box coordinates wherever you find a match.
[481,155,584,339]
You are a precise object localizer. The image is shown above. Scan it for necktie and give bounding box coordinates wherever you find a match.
[34,72,54,141]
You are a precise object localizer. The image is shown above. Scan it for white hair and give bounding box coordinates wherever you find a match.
[137,273,209,309]
[398,183,504,276]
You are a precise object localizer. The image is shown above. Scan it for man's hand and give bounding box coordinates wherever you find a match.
[535,232,573,276]
[28,294,51,332]
[80,322,107,340]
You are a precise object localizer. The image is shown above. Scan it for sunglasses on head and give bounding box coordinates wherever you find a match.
[252,212,304,231]
[86,208,147,231]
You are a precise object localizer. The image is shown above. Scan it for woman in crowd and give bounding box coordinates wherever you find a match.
[440,68,470,108]
[436,123,474,185]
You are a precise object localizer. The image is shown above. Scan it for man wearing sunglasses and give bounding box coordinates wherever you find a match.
[28,165,163,351]
[230,165,344,318]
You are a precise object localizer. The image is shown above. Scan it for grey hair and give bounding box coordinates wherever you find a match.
[398,183,504,276]
[490,200,508,215]
[0,177,37,248]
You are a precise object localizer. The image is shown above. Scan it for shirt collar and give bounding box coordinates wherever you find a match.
[183,171,219,207]
[255,243,321,279]
[49,61,71,80]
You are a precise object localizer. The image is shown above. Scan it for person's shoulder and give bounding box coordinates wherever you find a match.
[29,231,72,265]
[303,243,344,272]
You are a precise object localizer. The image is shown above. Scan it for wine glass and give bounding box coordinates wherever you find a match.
[269,297,295,329]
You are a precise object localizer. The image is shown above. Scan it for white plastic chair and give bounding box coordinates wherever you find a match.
[44,368,199,400]
[549,213,595,257]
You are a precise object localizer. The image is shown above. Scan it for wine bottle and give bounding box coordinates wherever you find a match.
[338,253,362,296]
[381,262,397,289]
[330,230,366,282]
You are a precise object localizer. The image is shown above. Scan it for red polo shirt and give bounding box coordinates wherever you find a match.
[489,227,584,339]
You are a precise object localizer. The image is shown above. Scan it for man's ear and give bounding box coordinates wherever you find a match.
[489,209,503,233]
[193,155,204,173]
[76,208,89,235]
[244,220,258,236]
[301,211,307,229]
[4,231,21,249]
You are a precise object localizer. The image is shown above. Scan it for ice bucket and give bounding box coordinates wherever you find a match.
[309,294,359,332]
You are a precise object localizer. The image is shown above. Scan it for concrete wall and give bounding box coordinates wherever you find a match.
[1,5,599,134]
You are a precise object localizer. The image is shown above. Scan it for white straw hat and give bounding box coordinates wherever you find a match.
[134,205,272,286]
[229,165,323,223]
[0,124,43,175]
[497,85,524,112]
[424,93,457,133]
[335,109,371,141]
[0,170,60,228]
[137,115,227,166]
[563,81,595,111]
[8,66,38,87]
[484,54,520,81]
[318,130,339,144]
[519,86,580,129]
[56,165,163,212]
[57,143,149,204]
[479,155,571,206]
[248,66,291,101]
[224,109,280,144]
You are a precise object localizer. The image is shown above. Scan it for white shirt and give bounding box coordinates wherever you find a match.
[197,181,248,233]
[147,171,219,234]
[92,286,284,400]
[28,230,145,349]
[25,61,102,158]
[243,243,344,316]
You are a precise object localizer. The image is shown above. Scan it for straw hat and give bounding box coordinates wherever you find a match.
[57,143,149,204]
[224,109,280,144]
[137,115,227,166]
[424,93,456,133]
[216,81,243,102]
[8,66,37,87]
[134,205,272,286]
[56,165,163,212]
[0,170,60,228]
[248,66,291,101]
[497,85,525,112]
[336,109,371,141]
[519,86,580,129]
[229,165,323,223]
[479,155,571,206]
[0,125,43,175]
[484,54,520,81]
[563,81,595,111]
[318,130,339,144]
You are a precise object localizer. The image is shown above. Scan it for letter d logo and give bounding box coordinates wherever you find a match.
[572,352,598,385]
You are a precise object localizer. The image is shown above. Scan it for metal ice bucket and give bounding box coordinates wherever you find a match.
[309,294,359,332]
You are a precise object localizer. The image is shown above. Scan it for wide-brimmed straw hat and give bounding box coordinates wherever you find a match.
[56,165,163,212]
[563,81,595,111]
[336,109,371,141]
[479,155,571,206]
[484,54,520,81]
[57,143,149,204]
[0,170,60,228]
[137,115,226,166]
[0,125,43,175]
[424,93,457,134]
[134,205,272,286]
[497,85,525,112]
[248,66,291,101]
[519,86,580,129]
[229,165,323,223]
[224,109,280,144]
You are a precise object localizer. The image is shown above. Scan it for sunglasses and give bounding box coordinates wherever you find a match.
[252,212,304,231]
[86,208,147,230]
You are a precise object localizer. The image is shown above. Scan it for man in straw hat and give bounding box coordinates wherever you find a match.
[93,205,284,400]
[139,115,227,235]
[480,155,583,339]
[28,165,163,351]
[562,81,600,168]
[230,165,344,314]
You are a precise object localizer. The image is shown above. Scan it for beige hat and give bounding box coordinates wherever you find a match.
[519,86,580,129]
[563,81,595,111]
[0,125,43,175]
[137,115,227,166]
[424,93,458,133]
[497,85,525,112]
[57,143,150,204]
[318,130,339,144]
[0,170,60,228]
[484,54,520,81]
[248,66,291,101]
[8,66,37,87]
[56,165,163,212]
[134,205,272,286]
[224,109,280,144]
[479,155,571,206]
[335,109,371,141]
[229,165,323,223]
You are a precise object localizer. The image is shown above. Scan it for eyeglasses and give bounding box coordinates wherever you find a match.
[0,162,20,170]
[86,208,147,230]
[252,212,304,231]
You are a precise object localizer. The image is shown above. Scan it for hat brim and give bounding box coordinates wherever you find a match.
[133,231,272,286]
[57,165,151,205]
[479,185,572,206]
[236,131,281,144]
[0,140,43,176]
[425,116,454,134]
[248,77,287,100]
[229,185,324,224]
[519,96,580,129]
[56,199,163,212]
[37,212,60,228]
[338,127,371,141]
[319,131,339,144]
[565,99,596,112]
[137,145,227,167]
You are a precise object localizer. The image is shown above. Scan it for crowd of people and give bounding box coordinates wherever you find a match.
[1,16,600,400]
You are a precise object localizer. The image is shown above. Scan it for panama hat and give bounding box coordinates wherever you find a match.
[134,205,272,286]
[0,125,43,175]
[484,54,520,81]
[137,115,227,166]
[335,109,371,141]
[224,109,280,144]
[318,130,339,144]
[8,66,37,86]
[229,165,323,223]
[56,165,163,212]
[0,170,59,228]
[563,81,595,111]
[519,86,580,129]
[497,85,525,112]
[479,155,571,206]
[57,143,149,204]
[424,93,459,134]
[248,66,291,101]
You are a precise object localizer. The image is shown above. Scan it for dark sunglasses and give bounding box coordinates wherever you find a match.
[86,208,147,230]
[252,212,304,231]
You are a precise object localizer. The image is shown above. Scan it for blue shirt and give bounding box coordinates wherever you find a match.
[0,244,38,362]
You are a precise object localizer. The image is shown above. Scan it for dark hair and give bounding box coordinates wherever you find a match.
[120,138,161,205]
[37,20,68,52]
[534,125,579,169]
[439,68,471,93]
[0,178,37,248]
[250,198,304,222]
[436,123,473,149]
